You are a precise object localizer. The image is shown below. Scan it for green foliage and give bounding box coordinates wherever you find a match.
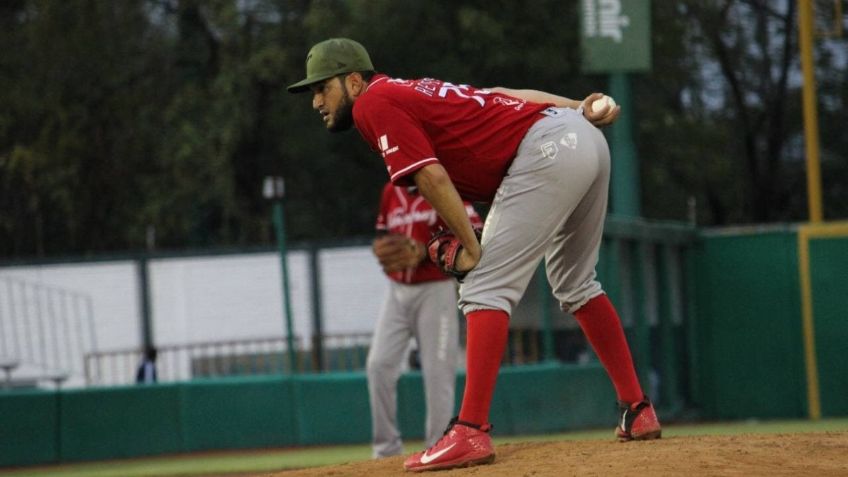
[0,0,846,258]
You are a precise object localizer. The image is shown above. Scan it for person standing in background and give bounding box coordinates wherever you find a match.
[368,182,481,458]
[135,346,158,384]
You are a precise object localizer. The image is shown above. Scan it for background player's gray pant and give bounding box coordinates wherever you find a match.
[366,279,459,458]
[460,108,610,316]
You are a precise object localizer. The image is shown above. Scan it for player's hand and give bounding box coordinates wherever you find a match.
[426,228,482,282]
[454,242,481,273]
[372,234,424,273]
[581,92,620,127]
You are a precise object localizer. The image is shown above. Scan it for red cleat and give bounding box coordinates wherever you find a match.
[616,397,662,441]
[403,418,495,472]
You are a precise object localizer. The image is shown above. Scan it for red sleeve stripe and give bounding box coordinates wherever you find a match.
[389,157,440,182]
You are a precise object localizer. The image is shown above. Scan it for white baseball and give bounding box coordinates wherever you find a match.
[591,95,617,112]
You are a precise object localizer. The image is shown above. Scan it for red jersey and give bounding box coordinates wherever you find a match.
[376,183,482,284]
[354,74,552,203]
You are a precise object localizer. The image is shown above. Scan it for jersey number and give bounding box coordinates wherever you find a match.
[438,83,489,107]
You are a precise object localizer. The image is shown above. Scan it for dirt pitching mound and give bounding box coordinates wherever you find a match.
[268,431,847,477]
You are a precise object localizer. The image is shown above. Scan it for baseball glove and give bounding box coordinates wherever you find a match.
[372,234,423,273]
[426,228,482,281]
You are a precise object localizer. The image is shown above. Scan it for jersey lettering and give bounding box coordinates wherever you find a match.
[414,78,439,97]
[386,207,437,229]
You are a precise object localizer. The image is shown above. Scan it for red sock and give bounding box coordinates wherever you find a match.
[573,294,644,404]
[457,309,509,426]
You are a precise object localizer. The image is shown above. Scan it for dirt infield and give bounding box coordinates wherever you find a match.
[267,431,848,477]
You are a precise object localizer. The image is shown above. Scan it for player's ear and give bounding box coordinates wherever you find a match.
[347,72,365,97]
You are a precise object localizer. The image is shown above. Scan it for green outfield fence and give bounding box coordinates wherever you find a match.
[0,364,613,467]
[2,218,848,467]
[694,223,848,420]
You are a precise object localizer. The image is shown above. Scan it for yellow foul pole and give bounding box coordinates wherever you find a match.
[797,0,824,223]
[797,226,821,420]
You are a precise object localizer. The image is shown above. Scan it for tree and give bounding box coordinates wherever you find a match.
[639,0,847,224]
[1,0,845,259]
[0,0,174,256]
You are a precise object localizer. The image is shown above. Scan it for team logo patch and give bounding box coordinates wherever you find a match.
[379,134,399,157]
[560,133,578,150]
[541,141,559,159]
[493,96,526,111]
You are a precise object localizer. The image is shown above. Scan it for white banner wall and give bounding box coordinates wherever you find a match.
[1,247,384,350]
[318,247,387,335]
[149,252,313,346]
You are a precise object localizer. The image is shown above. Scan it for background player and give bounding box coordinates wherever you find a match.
[288,38,661,472]
[368,182,482,458]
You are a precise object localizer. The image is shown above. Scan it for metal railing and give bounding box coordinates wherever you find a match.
[82,327,589,386]
[0,275,97,388]
[84,333,389,385]
[85,336,303,386]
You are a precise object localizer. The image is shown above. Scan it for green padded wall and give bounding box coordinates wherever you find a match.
[695,231,806,419]
[59,384,183,461]
[0,366,617,467]
[809,237,848,417]
[395,371,448,441]
[493,363,615,435]
[291,372,372,445]
[396,363,614,440]
[0,390,58,466]
[181,376,296,451]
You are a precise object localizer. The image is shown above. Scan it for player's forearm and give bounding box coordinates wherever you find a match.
[412,164,481,262]
[489,87,582,109]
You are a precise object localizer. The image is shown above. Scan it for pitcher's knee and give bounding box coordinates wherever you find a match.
[557,282,604,314]
[459,291,518,317]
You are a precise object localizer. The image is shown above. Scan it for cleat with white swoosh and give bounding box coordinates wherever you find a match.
[616,396,662,442]
[403,417,494,472]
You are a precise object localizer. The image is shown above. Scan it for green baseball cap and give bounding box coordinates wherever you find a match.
[287,38,374,93]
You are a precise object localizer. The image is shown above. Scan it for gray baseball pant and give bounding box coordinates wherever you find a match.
[460,107,610,315]
[366,279,459,458]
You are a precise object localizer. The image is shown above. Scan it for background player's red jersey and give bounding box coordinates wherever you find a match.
[354,74,552,203]
[375,183,482,284]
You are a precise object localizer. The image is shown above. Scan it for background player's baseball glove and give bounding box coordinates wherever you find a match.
[427,228,482,281]
[372,234,424,273]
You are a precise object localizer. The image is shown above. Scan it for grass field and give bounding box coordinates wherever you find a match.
[3,418,846,477]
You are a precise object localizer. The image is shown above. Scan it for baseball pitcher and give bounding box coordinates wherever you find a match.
[289,38,661,472]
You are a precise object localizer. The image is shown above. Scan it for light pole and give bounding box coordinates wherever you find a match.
[264,177,297,374]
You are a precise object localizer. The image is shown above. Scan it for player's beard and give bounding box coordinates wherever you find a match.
[328,84,354,132]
